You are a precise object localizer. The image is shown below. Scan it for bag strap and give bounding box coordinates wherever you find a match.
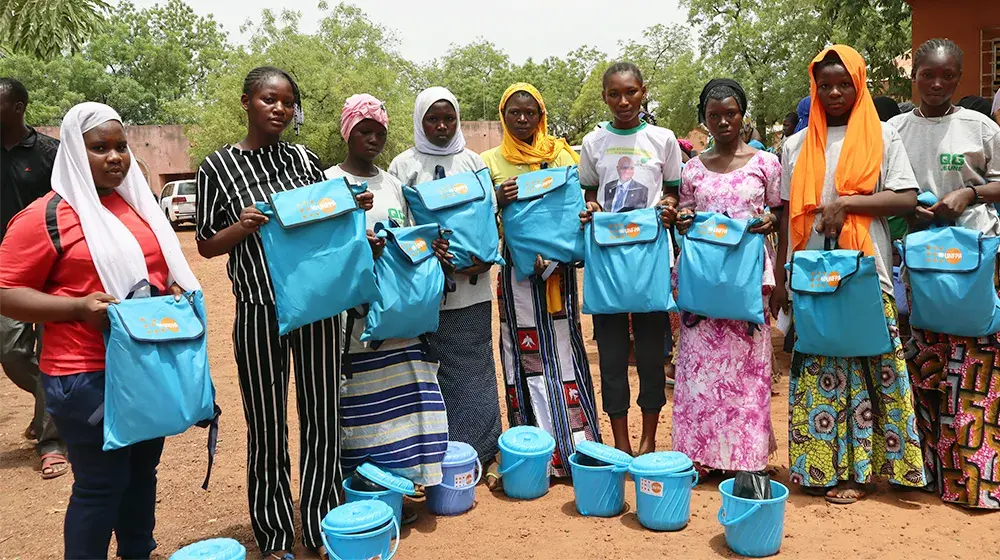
[195,404,222,490]
[341,307,367,378]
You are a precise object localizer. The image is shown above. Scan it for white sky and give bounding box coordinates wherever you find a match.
[127,0,688,63]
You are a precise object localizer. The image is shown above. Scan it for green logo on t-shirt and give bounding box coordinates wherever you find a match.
[939,153,965,171]
[388,207,405,222]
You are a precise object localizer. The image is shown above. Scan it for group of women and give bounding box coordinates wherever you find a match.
[0,35,997,560]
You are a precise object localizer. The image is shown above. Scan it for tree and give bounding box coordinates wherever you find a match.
[188,3,418,168]
[512,46,606,141]
[0,0,109,59]
[431,40,513,121]
[620,24,710,136]
[822,0,912,98]
[684,0,830,142]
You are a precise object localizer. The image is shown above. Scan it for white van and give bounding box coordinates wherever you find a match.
[159,179,197,228]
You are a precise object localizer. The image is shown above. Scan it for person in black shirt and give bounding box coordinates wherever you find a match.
[0,77,67,479]
[196,67,373,559]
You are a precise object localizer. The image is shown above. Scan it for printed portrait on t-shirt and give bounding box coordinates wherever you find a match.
[603,156,650,213]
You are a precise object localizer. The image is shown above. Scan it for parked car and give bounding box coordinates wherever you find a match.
[160,179,197,228]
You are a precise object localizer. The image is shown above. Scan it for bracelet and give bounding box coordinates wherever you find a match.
[966,185,980,203]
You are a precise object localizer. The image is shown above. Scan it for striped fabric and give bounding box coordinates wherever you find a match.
[341,345,449,486]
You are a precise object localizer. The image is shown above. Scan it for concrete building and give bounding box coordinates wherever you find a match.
[906,0,1000,100]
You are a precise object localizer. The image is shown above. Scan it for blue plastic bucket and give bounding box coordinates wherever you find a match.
[170,538,246,560]
[568,453,630,517]
[628,451,699,531]
[426,441,482,516]
[717,478,789,557]
[343,463,416,527]
[497,426,555,500]
[321,501,400,560]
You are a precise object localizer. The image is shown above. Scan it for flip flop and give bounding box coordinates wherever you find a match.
[401,506,418,526]
[40,452,69,480]
[825,487,866,505]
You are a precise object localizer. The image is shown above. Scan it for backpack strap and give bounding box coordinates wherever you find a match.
[46,193,64,255]
[341,307,366,379]
[195,404,222,490]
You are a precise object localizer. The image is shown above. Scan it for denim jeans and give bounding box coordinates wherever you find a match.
[42,371,164,560]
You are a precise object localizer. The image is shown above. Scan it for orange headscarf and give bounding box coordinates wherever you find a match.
[789,45,883,256]
[498,83,579,171]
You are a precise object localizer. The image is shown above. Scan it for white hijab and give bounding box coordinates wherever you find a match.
[413,87,467,156]
[51,102,201,299]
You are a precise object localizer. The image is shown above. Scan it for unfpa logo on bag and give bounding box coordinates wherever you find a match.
[297,197,337,218]
[403,237,429,258]
[697,222,729,239]
[608,222,641,239]
[809,270,841,289]
[925,245,962,265]
[521,176,554,196]
[141,317,180,335]
[437,182,469,199]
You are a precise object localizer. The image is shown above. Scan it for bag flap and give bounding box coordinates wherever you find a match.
[515,166,576,201]
[110,293,205,342]
[903,226,982,273]
[267,177,359,228]
[591,207,661,247]
[409,168,488,211]
[684,212,754,247]
[383,223,441,265]
[788,249,864,294]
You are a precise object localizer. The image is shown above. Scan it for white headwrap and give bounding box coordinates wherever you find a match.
[51,102,201,299]
[413,87,467,156]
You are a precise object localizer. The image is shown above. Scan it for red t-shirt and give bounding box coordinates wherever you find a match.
[0,191,169,375]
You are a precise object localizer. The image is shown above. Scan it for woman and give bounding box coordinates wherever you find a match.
[326,94,450,496]
[670,79,780,476]
[0,102,200,559]
[889,38,1000,510]
[578,62,683,456]
[480,83,601,478]
[772,45,925,504]
[388,87,503,480]
[196,67,372,559]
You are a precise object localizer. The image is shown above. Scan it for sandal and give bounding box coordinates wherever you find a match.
[484,459,502,492]
[267,552,294,560]
[40,452,69,480]
[802,486,830,497]
[401,506,418,526]
[825,485,867,505]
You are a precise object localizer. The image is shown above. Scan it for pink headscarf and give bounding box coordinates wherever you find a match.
[340,94,388,140]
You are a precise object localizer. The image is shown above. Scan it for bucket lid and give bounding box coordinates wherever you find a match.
[169,538,246,560]
[628,451,693,476]
[499,426,556,455]
[442,441,478,467]
[574,441,633,468]
[356,463,417,496]
[321,501,394,535]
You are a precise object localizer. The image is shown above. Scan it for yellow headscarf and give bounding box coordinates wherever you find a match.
[498,83,580,170]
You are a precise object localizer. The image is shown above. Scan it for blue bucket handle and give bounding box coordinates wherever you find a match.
[436,457,483,490]
[611,464,630,474]
[497,457,525,476]
[663,468,699,488]
[321,515,401,560]
[717,503,761,527]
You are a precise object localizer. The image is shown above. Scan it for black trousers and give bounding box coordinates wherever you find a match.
[593,312,668,419]
[233,302,342,554]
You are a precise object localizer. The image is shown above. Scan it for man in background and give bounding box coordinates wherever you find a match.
[0,77,67,479]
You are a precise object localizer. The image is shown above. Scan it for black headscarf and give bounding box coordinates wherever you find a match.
[873,96,901,122]
[957,96,993,119]
[698,78,748,124]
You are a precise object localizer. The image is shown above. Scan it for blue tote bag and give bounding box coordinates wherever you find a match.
[897,226,1000,337]
[256,178,381,335]
[676,212,765,324]
[787,247,892,357]
[362,222,447,342]
[402,168,504,270]
[104,291,215,451]
[582,207,677,314]
[500,165,587,280]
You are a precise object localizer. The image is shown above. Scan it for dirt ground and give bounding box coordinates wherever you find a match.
[1,229,997,560]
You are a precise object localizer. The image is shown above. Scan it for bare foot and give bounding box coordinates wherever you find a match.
[826,483,867,504]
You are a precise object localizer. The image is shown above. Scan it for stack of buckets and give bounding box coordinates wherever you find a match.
[717,478,790,557]
[342,463,417,527]
[170,538,246,560]
[321,500,400,560]
[497,426,556,499]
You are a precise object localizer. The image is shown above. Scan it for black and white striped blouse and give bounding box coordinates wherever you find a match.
[196,142,326,304]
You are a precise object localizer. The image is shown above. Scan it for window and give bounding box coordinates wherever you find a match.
[160,184,174,199]
[177,181,197,196]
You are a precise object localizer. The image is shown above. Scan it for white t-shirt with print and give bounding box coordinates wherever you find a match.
[388,147,496,311]
[324,164,412,353]
[579,123,683,212]
[888,107,1000,236]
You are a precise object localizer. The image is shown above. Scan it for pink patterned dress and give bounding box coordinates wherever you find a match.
[671,151,781,471]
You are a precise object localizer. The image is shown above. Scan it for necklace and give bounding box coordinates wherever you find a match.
[915,105,955,123]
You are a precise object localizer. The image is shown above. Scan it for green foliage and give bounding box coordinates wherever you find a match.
[188,4,417,168]
[431,40,513,121]
[823,0,912,99]
[0,0,109,59]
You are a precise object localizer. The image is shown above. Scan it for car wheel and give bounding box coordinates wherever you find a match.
[165,208,180,230]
